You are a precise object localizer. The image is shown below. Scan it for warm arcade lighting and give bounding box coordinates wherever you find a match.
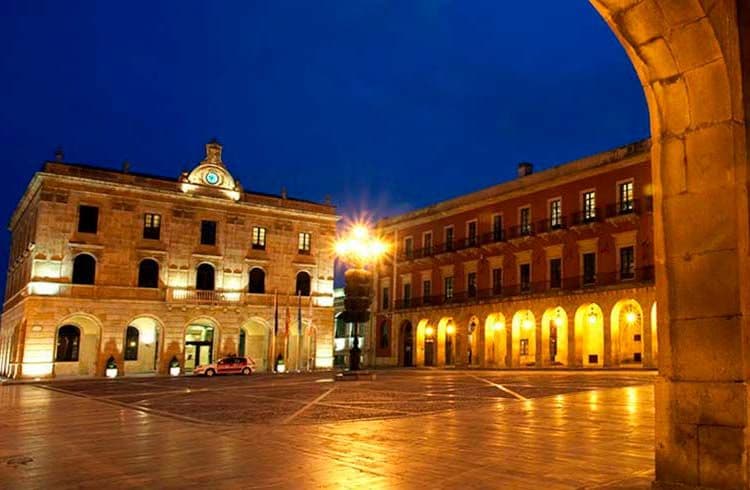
[446,324,456,335]
[493,322,503,331]
[425,325,435,337]
[625,311,638,325]
[334,220,389,268]
[588,307,598,325]
[553,315,564,328]
[522,317,533,330]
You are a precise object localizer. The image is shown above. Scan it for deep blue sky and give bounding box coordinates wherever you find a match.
[0,1,647,288]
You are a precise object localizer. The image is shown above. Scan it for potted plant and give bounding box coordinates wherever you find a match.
[105,355,118,378]
[169,356,181,377]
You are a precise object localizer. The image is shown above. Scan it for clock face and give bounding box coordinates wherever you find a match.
[204,171,220,185]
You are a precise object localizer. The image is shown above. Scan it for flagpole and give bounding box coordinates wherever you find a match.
[272,289,278,372]
[308,295,314,371]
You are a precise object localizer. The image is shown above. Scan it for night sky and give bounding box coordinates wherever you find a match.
[0,1,648,288]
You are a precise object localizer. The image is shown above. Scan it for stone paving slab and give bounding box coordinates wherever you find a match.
[0,370,656,488]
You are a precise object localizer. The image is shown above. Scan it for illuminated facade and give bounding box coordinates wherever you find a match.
[371,140,656,369]
[0,140,337,378]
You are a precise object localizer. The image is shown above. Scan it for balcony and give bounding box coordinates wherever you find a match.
[393,266,654,310]
[570,208,602,226]
[506,223,535,240]
[605,198,652,220]
[535,216,567,234]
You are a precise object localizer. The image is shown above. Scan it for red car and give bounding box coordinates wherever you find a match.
[194,356,256,376]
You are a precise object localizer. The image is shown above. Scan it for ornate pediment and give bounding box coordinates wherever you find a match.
[179,140,242,200]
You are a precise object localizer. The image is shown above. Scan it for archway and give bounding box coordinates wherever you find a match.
[467,316,480,366]
[541,307,568,366]
[484,313,506,367]
[184,319,219,372]
[437,317,456,366]
[574,303,604,368]
[248,267,265,294]
[295,271,311,296]
[53,313,101,377]
[72,254,96,285]
[399,320,414,367]
[195,263,215,291]
[591,2,748,485]
[415,319,435,367]
[123,316,162,375]
[511,310,536,367]
[239,318,269,372]
[611,299,644,366]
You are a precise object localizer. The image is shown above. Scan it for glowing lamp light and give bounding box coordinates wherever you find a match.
[446,324,456,335]
[553,316,563,328]
[588,313,598,325]
[425,325,435,337]
[334,221,389,268]
[522,318,533,330]
[493,322,503,331]
[625,311,637,325]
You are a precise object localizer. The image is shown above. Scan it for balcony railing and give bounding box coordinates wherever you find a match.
[393,266,654,309]
[395,198,653,262]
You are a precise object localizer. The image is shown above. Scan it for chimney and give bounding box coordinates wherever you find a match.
[54,146,64,162]
[122,160,131,173]
[517,162,533,177]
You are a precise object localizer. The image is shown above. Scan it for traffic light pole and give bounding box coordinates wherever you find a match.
[343,268,371,372]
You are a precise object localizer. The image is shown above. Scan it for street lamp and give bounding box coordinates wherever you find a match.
[334,221,389,371]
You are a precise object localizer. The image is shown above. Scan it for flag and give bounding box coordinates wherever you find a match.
[285,303,291,338]
[273,290,279,336]
[297,292,302,336]
[308,294,313,335]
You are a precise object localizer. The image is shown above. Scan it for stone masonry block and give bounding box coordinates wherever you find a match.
[667,249,740,319]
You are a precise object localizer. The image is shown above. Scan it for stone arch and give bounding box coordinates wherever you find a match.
[611,299,644,366]
[541,307,568,366]
[436,317,457,366]
[511,310,536,367]
[484,313,507,368]
[414,319,433,367]
[467,315,480,366]
[182,316,221,372]
[195,262,215,291]
[574,303,604,368]
[240,317,270,372]
[71,253,96,285]
[54,312,103,377]
[587,2,747,485]
[123,315,165,375]
[398,320,415,367]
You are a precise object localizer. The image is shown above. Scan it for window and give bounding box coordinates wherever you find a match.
[201,220,217,245]
[467,272,477,297]
[583,191,597,222]
[583,252,597,285]
[252,227,267,250]
[549,258,562,289]
[549,199,562,229]
[445,227,454,251]
[519,263,531,292]
[124,326,139,361]
[619,181,634,213]
[520,207,531,235]
[620,246,635,280]
[404,237,414,259]
[72,254,96,285]
[77,205,99,234]
[137,259,159,288]
[520,339,529,356]
[492,267,503,295]
[381,286,390,310]
[296,271,311,296]
[379,321,390,349]
[403,283,412,307]
[335,314,347,338]
[298,232,311,254]
[423,232,433,256]
[467,221,478,247]
[492,215,503,241]
[143,213,161,240]
[444,276,454,299]
[248,267,265,293]
[196,263,215,291]
[423,279,432,298]
[55,325,80,362]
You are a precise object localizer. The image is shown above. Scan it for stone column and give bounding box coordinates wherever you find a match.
[642,304,654,369]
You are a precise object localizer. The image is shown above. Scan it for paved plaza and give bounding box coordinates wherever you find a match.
[0,370,656,489]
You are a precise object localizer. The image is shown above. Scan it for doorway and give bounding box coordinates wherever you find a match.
[402,322,413,367]
[184,324,215,372]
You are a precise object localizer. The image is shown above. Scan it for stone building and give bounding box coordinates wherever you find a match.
[371,140,657,370]
[0,140,337,379]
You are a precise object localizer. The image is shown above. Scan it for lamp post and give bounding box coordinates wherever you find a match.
[334,223,388,372]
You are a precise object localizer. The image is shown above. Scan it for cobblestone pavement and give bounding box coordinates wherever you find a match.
[0,370,656,489]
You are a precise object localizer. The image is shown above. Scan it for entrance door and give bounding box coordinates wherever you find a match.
[424,338,435,366]
[550,324,558,363]
[185,341,212,372]
[403,325,413,367]
[445,335,453,365]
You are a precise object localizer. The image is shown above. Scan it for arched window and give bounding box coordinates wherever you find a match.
[248,268,265,294]
[138,259,159,288]
[379,320,390,349]
[196,263,215,291]
[296,271,311,296]
[72,254,96,285]
[56,325,80,362]
[124,326,139,361]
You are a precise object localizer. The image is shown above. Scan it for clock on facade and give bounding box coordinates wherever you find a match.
[204,171,220,185]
